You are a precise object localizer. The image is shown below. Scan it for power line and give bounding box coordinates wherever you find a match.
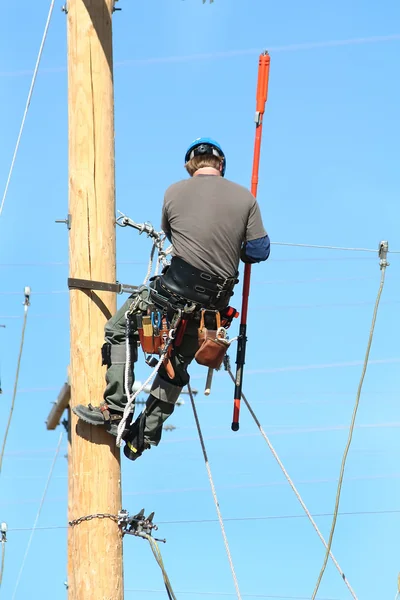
[0,275,378,294]
[0,528,6,589]
[225,369,357,599]
[0,0,56,220]
[1,297,400,320]
[7,508,400,532]
[11,431,63,600]
[125,589,341,599]
[0,292,31,474]
[0,546,4,589]
[1,358,398,396]
[2,33,400,78]
[231,357,400,377]
[4,471,400,489]
[311,252,389,599]
[271,242,400,253]
[188,383,242,599]
[0,251,396,270]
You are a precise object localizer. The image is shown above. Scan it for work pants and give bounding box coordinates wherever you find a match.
[103,292,199,447]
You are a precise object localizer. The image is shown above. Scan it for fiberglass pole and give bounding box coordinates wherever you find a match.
[232,51,271,431]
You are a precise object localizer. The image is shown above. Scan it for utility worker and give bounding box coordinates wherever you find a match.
[73,138,270,461]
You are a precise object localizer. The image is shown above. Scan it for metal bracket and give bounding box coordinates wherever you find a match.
[112,0,122,11]
[1,522,7,543]
[378,240,389,269]
[118,509,166,543]
[61,4,68,14]
[68,278,139,295]
[55,214,71,230]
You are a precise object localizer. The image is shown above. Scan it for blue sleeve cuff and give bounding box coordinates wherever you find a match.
[241,235,270,263]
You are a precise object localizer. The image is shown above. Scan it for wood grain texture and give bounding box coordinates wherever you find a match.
[67,1,123,598]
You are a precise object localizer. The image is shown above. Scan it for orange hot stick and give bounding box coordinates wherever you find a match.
[232,52,271,432]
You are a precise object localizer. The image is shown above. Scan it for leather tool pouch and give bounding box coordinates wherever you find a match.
[195,310,229,370]
[137,314,162,354]
[137,312,176,380]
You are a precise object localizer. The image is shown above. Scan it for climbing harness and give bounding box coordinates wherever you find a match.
[232,50,271,432]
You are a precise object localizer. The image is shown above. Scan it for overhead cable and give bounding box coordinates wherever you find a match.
[11,431,63,600]
[2,33,400,78]
[311,242,390,599]
[125,589,341,599]
[0,523,7,589]
[225,368,357,599]
[188,383,242,600]
[271,241,397,253]
[0,0,56,219]
[8,507,400,533]
[0,288,31,474]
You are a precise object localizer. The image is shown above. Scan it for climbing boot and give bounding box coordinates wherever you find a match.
[72,403,131,438]
[123,411,151,461]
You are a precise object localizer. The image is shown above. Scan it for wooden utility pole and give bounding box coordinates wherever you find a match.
[66,1,123,598]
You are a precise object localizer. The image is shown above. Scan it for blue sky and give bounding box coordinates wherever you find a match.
[0,0,400,598]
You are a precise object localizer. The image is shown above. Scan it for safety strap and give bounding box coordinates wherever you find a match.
[199,309,221,330]
[68,277,138,295]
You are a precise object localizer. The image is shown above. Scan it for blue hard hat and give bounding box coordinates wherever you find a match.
[184,137,226,176]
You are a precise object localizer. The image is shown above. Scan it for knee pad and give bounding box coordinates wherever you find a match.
[150,374,182,404]
[101,342,138,367]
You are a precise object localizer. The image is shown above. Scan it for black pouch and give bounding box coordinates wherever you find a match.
[101,342,112,367]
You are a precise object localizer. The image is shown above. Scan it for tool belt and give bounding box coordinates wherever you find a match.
[157,256,238,310]
[130,258,239,374]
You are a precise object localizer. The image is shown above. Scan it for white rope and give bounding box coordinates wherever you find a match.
[0,0,56,219]
[117,330,174,447]
[311,260,388,599]
[143,242,157,285]
[226,368,358,600]
[11,431,63,599]
[187,383,242,600]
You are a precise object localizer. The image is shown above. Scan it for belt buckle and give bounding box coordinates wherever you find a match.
[216,278,229,299]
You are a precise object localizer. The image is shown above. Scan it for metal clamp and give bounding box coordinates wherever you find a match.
[378,240,389,269]
[118,509,166,543]
[1,522,7,542]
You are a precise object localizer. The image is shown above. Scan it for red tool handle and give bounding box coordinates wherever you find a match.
[232,52,271,431]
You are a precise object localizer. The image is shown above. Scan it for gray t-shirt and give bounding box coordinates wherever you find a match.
[161,174,267,279]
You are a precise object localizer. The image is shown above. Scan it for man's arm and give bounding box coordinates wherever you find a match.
[161,197,172,242]
[241,197,270,263]
[241,235,270,263]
